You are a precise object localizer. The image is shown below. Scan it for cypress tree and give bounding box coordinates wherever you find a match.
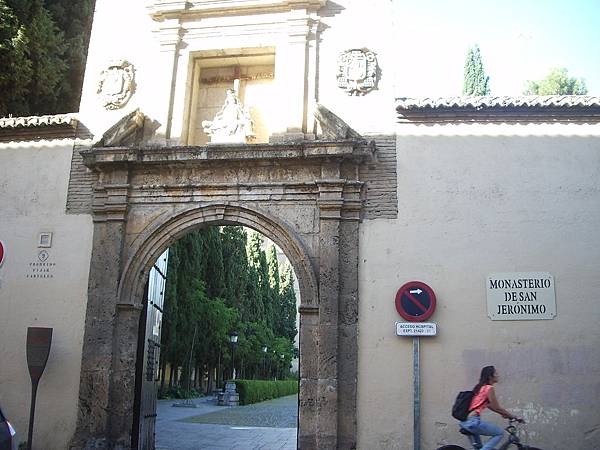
[221,226,249,311]
[247,232,272,327]
[279,264,298,342]
[200,227,226,300]
[463,44,490,96]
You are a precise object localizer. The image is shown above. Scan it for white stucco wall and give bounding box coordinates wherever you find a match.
[357,122,600,450]
[0,139,93,449]
[316,0,397,135]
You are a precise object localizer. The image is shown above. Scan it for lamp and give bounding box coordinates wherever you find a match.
[229,331,239,380]
[261,346,268,379]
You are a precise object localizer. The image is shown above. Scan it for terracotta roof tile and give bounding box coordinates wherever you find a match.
[0,113,78,129]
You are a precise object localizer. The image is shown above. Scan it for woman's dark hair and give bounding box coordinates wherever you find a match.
[473,365,496,395]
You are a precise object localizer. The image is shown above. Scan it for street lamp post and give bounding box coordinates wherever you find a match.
[279,353,285,380]
[261,346,267,379]
[229,331,238,380]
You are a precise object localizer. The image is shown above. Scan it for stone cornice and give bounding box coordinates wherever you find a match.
[149,0,326,21]
[81,139,375,169]
[396,96,600,123]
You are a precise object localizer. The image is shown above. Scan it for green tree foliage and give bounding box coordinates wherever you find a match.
[200,227,226,299]
[278,264,298,342]
[0,0,94,116]
[160,226,298,394]
[221,226,249,311]
[524,67,588,95]
[45,0,95,112]
[463,44,490,96]
[247,232,273,328]
[0,0,31,116]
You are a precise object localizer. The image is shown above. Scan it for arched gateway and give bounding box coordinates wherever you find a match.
[69,130,375,449]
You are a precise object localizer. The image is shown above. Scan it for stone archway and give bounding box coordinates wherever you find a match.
[70,135,374,449]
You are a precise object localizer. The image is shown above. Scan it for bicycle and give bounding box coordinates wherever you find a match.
[436,418,543,450]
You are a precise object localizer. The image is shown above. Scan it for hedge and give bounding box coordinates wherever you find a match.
[232,379,299,405]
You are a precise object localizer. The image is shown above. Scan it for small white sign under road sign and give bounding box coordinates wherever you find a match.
[395,322,437,336]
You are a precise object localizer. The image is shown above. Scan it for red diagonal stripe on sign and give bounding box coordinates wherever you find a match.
[404,291,428,313]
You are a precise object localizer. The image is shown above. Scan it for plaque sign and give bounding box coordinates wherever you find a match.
[487,272,556,321]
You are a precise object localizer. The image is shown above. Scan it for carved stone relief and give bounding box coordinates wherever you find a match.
[337,49,378,96]
[97,60,136,110]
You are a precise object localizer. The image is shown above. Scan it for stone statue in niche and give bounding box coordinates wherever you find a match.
[337,48,378,96]
[202,81,255,143]
[97,60,136,110]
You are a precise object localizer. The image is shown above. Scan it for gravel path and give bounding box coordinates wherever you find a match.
[155,394,298,450]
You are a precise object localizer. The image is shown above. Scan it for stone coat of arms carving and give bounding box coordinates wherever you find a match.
[97,60,136,110]
[337,49,378,96]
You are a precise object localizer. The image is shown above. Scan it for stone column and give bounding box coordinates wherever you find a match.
[70,169,131,449]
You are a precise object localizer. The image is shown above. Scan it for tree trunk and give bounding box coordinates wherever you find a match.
[207,366,214,395]
[159,357,167,396]
[168,364,175,389]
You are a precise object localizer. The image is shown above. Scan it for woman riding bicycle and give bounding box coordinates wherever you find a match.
[460,366,523,450]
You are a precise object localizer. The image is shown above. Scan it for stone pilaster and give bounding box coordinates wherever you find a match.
[150,19,184,145]
[338,180,362,450]
[271,11,311,141]
[298,305,319,449]
[70,169,131,449]
[315,160,345,449]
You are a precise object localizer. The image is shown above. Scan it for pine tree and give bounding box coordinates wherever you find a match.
[463,44,490,96]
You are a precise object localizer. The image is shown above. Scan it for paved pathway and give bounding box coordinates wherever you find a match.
[155,394,298,450]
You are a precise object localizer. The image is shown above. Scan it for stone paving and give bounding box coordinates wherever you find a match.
[155,394,298,450]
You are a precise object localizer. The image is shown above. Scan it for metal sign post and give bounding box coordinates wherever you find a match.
[394,280,438,450]
[26,327,53,450]
[413,336,421,450]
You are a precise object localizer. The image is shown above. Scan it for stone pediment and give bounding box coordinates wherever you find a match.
[149,0,327,20]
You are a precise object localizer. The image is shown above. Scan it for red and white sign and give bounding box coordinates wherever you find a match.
[395,281,437,322]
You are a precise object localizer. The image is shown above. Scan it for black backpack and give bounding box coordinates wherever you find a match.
[451,390,474,421]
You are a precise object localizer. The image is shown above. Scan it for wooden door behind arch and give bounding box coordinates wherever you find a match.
[133,249,169,450]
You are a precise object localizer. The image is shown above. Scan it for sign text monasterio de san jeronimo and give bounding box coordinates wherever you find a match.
[486,272,556,320]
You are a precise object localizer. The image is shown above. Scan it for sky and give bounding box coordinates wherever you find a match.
[392,0,600,96]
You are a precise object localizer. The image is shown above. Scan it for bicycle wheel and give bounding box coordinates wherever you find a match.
[521,447,543,450]
[436,446,467,450]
